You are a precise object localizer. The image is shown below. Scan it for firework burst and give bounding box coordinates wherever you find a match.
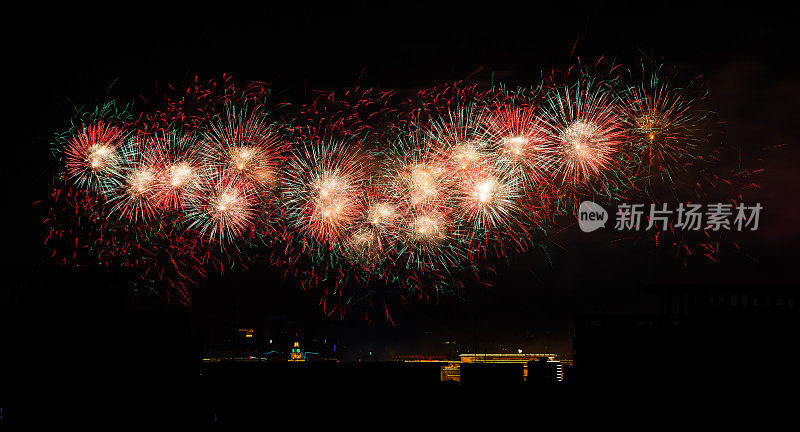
[283,139,367,244]
[380,131,453,213]
[619,67,705,186]
[481,104,555,188]
[147,129,205,210]
[106,136,163,221]
[454,162,524,240]
[63,122,128,194]
[341,226,385,270]
[203,105,286,194]
[400,207,466,272]
[540,78,626,187]
[184,173,257,242]
[341,186,405,270]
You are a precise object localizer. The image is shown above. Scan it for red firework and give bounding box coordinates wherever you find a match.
[63,122,128,194]
[203,105,287,194]
[183,172,258,242]
[540,79,626,185]
[147,130,206,211]
[283,139,368,244]
[482,104,554,187]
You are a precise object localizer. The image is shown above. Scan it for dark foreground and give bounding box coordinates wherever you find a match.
[1,272,797,424]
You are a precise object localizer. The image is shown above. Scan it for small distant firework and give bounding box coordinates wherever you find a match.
[337,187,402,269]
[409,211,448,243]
[401,207,466,272]
[380,132,452,213]
[619,67,704,185]
[366,201,399,230]
[63,122,127,194]
[407,161,449,208]
[428,106,491,176]
[342,227,385,270]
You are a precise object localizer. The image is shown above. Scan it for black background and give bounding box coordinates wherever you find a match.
[2,1,799,419]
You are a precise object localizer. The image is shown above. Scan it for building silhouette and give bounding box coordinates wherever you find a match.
[573,283,798,389]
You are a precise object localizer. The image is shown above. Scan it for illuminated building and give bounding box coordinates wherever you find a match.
[460,353,564,383]
[527,357,563,384]
[401,353,566,383]
[441,362,461,382]
[460,353,558,364]
[289,340,304,362]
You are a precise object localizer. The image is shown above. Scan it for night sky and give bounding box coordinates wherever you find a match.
[5,2,799,360]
